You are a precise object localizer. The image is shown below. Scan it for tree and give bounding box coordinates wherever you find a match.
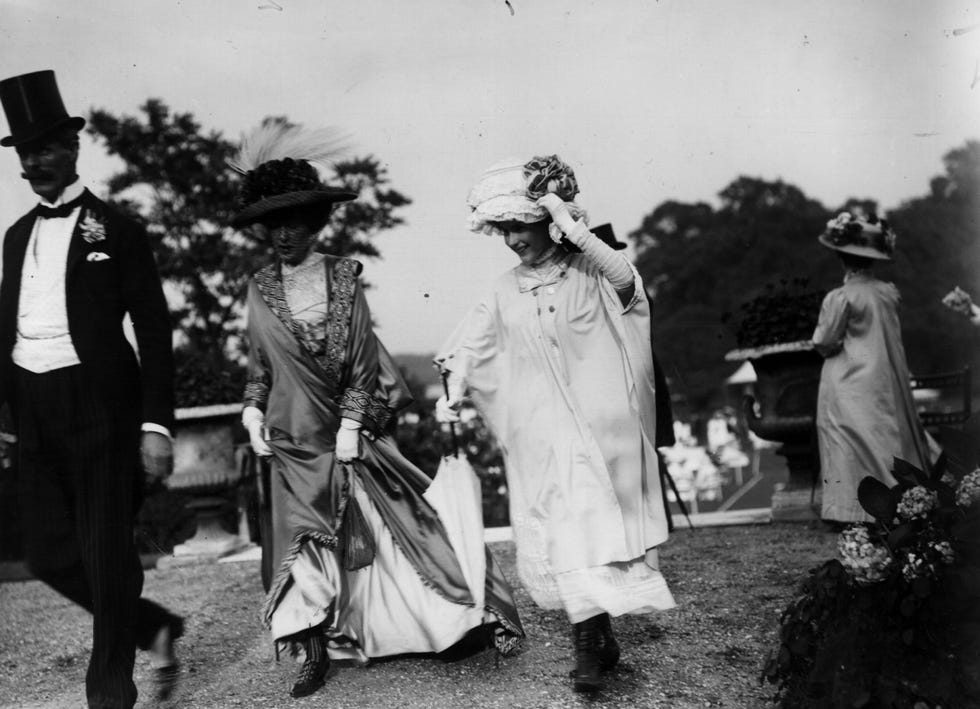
[630,176,840,411]
[629,143,980,412]
[888,140,980,380]
[86,100,411,404]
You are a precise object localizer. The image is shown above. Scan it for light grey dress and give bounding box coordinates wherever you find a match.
[813,271,933,522]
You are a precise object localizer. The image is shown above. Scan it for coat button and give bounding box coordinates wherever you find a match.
[549,305,555,312]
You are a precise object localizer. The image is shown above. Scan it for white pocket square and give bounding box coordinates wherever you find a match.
[86,252,111,262]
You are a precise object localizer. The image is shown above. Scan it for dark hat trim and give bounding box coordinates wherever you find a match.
[231,188,356,228]
[590,223,627,250]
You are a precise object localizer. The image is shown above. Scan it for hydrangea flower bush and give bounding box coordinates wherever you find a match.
[762,427,980,708]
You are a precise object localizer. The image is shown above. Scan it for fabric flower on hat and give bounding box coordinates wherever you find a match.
[818,210,896,260]
[523,155,579,202]
[466,154,587,237]
[823,212,863,247]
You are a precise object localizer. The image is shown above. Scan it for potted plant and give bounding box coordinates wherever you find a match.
[724,278,826,520]
[762,428,980,707]
[154,349,251,565]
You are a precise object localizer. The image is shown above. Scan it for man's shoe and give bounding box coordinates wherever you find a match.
[155,662,180,701]
[151,618,183,700]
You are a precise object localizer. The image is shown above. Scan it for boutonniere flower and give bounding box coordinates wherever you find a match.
[79,211,107,244]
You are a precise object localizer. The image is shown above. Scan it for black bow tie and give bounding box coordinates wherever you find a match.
[36,195,84,220]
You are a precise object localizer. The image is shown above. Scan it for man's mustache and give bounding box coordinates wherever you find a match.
[21,171,52,180]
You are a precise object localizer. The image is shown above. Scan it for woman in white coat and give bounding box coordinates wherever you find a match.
[436,155,675,693]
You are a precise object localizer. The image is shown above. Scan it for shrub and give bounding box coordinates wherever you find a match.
[724,278,824,349]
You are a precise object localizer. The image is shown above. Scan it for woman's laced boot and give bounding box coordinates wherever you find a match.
[290,630,329,699]
[572,616,604,693]
[596,612,621,671]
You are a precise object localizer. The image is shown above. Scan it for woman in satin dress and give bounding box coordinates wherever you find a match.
[231,125,523,699]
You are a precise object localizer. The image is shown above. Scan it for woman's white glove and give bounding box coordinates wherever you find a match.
[537,193,580,237]
[336,418,362,462]
[434,374,464,423]
[242,406,273,457]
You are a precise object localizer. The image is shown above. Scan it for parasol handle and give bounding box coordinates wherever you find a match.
[440,371,461,458]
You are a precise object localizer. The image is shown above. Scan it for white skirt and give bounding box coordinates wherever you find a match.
[270,478,492,662]
[512,515,676,624]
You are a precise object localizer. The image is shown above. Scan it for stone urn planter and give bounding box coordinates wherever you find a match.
[159,403,250,566]
[726,340,823,521]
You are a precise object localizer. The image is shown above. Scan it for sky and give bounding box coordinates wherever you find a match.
[1,0,977,355]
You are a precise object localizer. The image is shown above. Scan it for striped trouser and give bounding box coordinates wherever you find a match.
[15,364,174,709]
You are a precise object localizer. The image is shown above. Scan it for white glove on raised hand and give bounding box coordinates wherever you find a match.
[242,406,273,457]
[537,193,579,236]
[336,418,362,462]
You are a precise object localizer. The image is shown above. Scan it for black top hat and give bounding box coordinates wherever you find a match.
[590,223,627,250]
[0,70,86,147]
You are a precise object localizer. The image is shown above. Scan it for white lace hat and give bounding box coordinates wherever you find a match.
[466,155,586,236]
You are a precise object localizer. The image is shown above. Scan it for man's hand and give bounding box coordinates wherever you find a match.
[141,431,174,482]
[0,432,16,471]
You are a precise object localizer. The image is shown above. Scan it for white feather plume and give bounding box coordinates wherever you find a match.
[228,122,350,175]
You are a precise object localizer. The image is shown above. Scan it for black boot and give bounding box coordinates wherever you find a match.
[572,616,604,693]
[290,630,329,699]
[596,613,621,671]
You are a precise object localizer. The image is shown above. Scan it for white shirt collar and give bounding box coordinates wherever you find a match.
[38,179,85,208]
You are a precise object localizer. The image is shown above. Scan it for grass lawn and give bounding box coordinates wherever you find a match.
[0,521,838,708]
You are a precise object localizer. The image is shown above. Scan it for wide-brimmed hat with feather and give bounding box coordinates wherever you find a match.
[229,123,357,228]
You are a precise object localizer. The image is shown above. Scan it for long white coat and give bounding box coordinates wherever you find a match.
[438,251,674,620]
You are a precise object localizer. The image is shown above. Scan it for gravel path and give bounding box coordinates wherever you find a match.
[0,524,837,708]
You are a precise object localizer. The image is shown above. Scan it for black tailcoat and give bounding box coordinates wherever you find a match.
[0,188,174,429]
[0,188,176,708]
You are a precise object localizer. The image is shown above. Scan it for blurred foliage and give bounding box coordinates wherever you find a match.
[86,102,411,369]
[173,347,247,408]
[724,278,825,349]
[631,141,980,411]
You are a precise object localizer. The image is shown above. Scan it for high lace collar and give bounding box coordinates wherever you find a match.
[515,246,569,293]
[281,251,326,280]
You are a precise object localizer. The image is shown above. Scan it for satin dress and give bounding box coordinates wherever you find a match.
[244,253,523,660]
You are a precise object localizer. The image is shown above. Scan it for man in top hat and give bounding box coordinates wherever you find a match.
[0,70,182,708]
